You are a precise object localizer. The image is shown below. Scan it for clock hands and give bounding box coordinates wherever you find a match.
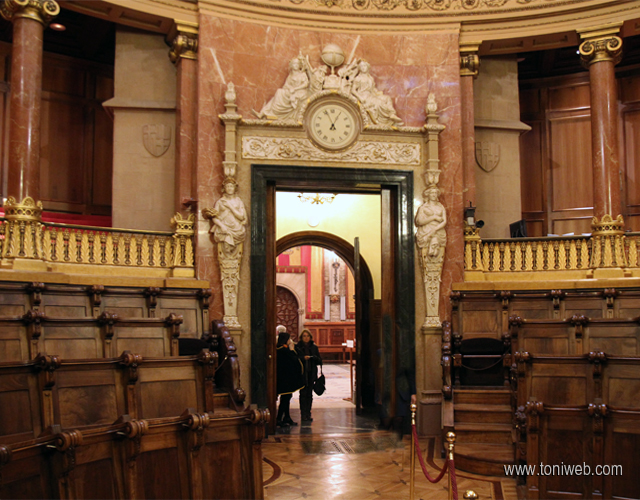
[327,111,342,131]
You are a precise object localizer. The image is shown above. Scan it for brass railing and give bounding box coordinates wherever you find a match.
[0,197,195,278]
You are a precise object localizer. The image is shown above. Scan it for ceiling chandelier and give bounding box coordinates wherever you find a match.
[297,193,337,205]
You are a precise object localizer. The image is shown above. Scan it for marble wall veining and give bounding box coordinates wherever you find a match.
[196,15,464,400]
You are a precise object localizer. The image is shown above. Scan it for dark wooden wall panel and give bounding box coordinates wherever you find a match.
[37,54,113,215]
[548,114,593,212]
[73,458,119,500]
[137,447,184,500]
[204,440,245,500]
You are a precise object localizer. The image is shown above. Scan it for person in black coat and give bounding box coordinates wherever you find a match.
[295,329,323,422]
[276,331,305,427]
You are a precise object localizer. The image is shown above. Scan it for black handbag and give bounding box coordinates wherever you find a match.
[313,367,326,396]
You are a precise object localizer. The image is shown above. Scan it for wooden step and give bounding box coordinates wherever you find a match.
[454,423,513,445]
[454,388,511,406]
[454,403,512,425]
[455,443,515,476]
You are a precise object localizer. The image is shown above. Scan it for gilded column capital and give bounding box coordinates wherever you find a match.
[579,36,622,67]
[578,24,623,67]
[459,42,480,78]
[168,25,198,64]
[0,0,59,25]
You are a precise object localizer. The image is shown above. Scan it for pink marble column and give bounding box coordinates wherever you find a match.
[579,29,623,220]
[169,29,198,214]
[1,0,59,201]
[460,46,480,209]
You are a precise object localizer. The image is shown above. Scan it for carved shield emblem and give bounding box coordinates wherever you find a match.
[143,124,172,157]
[475,141,501,172]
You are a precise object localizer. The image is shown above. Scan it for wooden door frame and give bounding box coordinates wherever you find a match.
[250,164,415,428]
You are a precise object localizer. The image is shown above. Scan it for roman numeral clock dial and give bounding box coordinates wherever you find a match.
[307,101,359,151]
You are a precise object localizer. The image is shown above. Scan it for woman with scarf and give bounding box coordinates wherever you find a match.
[296,329,323,422]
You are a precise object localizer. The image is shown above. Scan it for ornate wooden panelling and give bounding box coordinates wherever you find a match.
[39,53,114,215]
[521,71,640,236]
[0,283,210,362]
[304,321,355,360]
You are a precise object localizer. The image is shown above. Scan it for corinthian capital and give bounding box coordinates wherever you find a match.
[0,0,59,25]
[459,42,480,78]
[168,24,198,64]
[578,24,623,67]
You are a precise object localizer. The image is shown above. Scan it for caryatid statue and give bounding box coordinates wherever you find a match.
[203,177,248,329]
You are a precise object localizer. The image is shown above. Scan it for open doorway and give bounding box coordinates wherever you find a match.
[250,165,415,435]
[276,239,373,415]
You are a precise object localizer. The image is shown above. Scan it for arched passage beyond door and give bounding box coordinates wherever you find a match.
[276,231,376,411]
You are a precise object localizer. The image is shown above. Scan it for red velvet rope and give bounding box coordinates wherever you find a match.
[449,459,458,500]
[411,424,459,500]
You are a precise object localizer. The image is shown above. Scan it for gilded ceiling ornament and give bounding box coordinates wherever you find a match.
[579,36,623,67]
[0,0,59,25]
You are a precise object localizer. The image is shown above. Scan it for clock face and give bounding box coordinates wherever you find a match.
[308,102,359,150]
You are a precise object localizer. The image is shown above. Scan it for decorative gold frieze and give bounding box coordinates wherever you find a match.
[0,0,59,25]
[278,0,564,12]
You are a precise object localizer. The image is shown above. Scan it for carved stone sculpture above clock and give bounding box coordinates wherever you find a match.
[252,47,403,129]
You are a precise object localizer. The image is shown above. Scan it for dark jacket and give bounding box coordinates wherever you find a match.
[277,344,306,395]
[295,340,322,384]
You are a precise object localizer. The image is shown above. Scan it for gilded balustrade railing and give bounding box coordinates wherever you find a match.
[466,234,592,273]
[0,197,195,278]
[464,223,640,279]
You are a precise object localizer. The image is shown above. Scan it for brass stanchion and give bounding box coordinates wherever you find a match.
[410,403,417,500]
[463,490,478,499]
[446,431,456,500]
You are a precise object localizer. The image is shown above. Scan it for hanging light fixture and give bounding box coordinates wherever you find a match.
[297,193,337,205]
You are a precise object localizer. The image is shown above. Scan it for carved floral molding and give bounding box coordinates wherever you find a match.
[263,0,579,12]
[242,136,421,165]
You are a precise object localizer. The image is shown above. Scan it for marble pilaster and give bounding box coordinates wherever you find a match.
[169,24,199,215]
[460,43,479,209]
[1,0,59,200]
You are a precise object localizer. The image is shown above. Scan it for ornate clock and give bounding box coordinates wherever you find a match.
[306,99,360,151]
